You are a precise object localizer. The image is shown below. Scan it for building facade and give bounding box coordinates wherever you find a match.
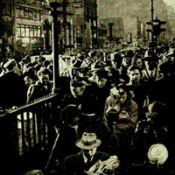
[97,0,171,45]
[0,0,98,57]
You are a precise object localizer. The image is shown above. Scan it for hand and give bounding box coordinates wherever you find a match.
[118,111,129,119]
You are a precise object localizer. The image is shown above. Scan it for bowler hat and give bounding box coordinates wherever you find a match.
[76,132,101,150]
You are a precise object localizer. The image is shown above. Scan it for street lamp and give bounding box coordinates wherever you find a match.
[46,0,63,94]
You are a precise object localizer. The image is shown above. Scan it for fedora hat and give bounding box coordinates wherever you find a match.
[166,48,175,57]
[143,50,154,60]
[76,132,101,150]
[143,50,158,62]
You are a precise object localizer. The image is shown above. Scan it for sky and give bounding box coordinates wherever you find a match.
[163,0,175,12]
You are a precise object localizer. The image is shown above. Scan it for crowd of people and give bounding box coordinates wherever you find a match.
[1,42,175,174]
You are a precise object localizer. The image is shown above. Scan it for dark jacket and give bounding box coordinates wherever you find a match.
[0,72,27,108]
[27,80,52,103]
[63,151,110,175]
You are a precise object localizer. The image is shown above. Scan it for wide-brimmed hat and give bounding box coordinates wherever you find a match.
[24,169,43,175]
[143,50,154,59]
[76,132,101,150]
[166,48,175,57]
[142,50,158,62]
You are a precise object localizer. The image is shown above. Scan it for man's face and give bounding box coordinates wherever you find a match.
[82,148,97,159]
[118,88,127,104]
[169,56,175,63]
[129,69,141,84]
[136,59,143,69]
[39,74,50,84]
[13,63,21,75]
[146,59,157,70]
[24,76,33,86]
[70,84,86,97]
[122,57,131,67]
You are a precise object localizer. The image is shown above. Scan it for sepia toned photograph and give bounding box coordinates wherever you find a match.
[0,0,175,174]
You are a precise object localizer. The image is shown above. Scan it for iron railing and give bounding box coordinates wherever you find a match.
[0,94,60,175]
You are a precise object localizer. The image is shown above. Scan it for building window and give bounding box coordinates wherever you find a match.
[16,5,41,21]
[30,26,34,37]
[17,24,41,38]
[1,4,13,16]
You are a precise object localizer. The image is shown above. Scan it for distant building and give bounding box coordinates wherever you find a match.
[166,4,175,41]
[97,0,171,44]
[15,0,44,49]
[74,0,98,48]
[98,23,107,48]
[0,0,15,57]
[0,0,98,56]
[99,17,124,44]
[42,0,98,50]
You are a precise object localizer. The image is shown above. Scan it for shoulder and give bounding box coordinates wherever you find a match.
[129,100,138,109]
[64,152,81,162]
[95,151,110,160]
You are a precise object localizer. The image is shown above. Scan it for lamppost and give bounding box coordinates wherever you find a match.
[46,0,62,94]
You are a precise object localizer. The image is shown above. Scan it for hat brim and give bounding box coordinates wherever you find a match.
[142,56,153,61]
[76,139,101,150]
[142,56,159,61]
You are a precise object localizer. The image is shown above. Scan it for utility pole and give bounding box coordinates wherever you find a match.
[151,0,154,42]
[146,0,166,49]
[151,0,154,22]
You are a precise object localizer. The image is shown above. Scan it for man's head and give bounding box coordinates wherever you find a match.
[128,65,141,85]
[143,50,158,70]
[116,84,128,104]
[4,59,21,75]
[37,68,50,85]
[166,48,175,63]
[24,75,33,86]
[76,132,101,159]
[95,69,108,88]
[122,56,132,67]
[70,80,86,98]
[135,58,143,69]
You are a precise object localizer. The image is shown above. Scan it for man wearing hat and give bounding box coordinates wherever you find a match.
[142,50,163,82]
[0,58,27,109]
[63,131,120,175]
[93,69,112,116]
[127,143,172,175]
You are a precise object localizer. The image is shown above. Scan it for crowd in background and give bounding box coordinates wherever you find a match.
[0,42,175,174]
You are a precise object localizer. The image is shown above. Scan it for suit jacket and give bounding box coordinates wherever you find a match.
[63,151,109,175]
[0,72,27,108]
